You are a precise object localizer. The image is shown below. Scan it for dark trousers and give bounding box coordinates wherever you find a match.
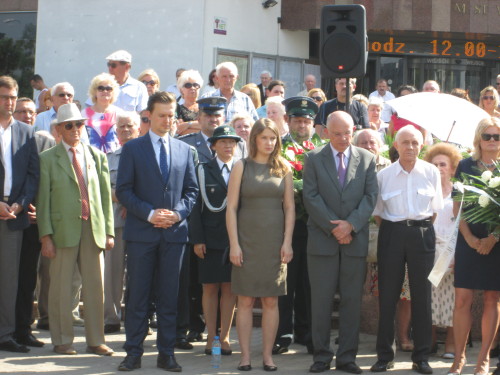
[124,240,184,356]
[276,220,311,344]
[376,220,435,363]
[15,224,40,337]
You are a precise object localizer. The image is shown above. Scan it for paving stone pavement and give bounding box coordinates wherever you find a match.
[0,325,489,375]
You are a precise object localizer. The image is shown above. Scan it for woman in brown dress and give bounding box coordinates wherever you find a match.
[226,118,295,371]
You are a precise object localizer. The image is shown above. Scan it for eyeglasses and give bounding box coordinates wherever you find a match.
[141,117,149,123]
[107,62,126,69]
[97,85,113,92]
[58,93,73,98]
[482,95,495,101]
[183,82,200,89]
[0,94,17,101]
[481,133,500,141]
[63,121,85,130]
[142,80,156,86]
[311,96,323,102]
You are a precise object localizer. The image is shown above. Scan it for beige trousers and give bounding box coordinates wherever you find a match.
[48,220,105,346]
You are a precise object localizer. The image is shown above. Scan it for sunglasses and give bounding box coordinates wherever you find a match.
[311,96,323,102]
[58,93,73,98]
[142,80,156,86]
[481,133,500,141]
[63,121,85,130]
[107,62,126,69]
[141,117,149,123]
[184,82,200,89]
[482,96,495,100]
[97,85,113,92]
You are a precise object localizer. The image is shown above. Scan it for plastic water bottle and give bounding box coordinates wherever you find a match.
[211,336,221,369]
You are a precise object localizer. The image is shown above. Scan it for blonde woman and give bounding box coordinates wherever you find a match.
[478,86,500,118]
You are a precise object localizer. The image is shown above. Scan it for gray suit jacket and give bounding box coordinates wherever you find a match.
[303,144,378,257]
[179,131,247,164]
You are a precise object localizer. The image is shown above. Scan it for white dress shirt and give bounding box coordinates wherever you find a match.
[0,120,13,196]
[216,157,233,185]
[373,159,443,221]
[62,141,87,184]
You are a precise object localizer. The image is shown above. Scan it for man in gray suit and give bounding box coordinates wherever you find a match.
[303,111,378,373]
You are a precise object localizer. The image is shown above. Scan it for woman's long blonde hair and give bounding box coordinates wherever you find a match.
[472,117,500,161]
[248,118,290,178]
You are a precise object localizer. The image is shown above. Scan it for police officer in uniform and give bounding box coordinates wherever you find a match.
[189,125,241,355]
[273,96,319,355]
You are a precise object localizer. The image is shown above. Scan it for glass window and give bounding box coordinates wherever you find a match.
[0,12,37,96]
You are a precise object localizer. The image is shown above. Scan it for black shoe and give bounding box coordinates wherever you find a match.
[0,339,30,353]
[36,321,49,331]
[272,343,289,354]
[492,366,500,375]
[157,353,182,372]
[149,313,158,329]
[118,355,141,371]
[104,324,121,334]
[412,361,433,374]
[174,338,193,350]
[14,333,44,348]
[237,364,252,371]
[337,362,363,374]
[370,361,394,372]
[186,330,203,342]
[306,342,314,355]
[309,361,331,373]
[490,345,500,358]
[221,348,232,355]
[264,363,278,371]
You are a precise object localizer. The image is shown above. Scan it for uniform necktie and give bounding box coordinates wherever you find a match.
[70,147,89,220]
[221,163,231,184]
[337,152,346,187]
[159,138,169,183]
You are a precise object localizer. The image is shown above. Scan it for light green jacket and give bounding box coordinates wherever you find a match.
[37,142,114,249]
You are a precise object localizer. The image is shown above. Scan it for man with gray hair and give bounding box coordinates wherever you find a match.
[201,61,258,123]
[353,129,390,172]
[258,70,272,103]
[298,74,317,96]
[34,82,75,132]
[422,80,440,93]
[104,111,140,334]
[370,125,443,374]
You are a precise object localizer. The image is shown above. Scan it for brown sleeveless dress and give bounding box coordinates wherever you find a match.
[231,159,287,297]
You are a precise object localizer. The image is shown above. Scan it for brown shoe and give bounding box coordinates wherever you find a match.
[54,344,77,355]
[86,344,114,356]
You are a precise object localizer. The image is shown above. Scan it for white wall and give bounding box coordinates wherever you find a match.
[35,0,309,103]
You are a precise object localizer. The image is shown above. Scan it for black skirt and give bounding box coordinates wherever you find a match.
[197,247,232,284]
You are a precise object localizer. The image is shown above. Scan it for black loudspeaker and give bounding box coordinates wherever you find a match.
[320,4,367,78]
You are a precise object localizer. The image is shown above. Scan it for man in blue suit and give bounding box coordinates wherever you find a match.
[0,76,39,353]
[116,91,198,372]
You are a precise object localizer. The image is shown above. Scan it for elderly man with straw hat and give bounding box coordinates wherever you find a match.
[37,103,114,356]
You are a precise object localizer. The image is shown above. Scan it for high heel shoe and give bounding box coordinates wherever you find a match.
[474,359,489,375]
[448,358,466,375]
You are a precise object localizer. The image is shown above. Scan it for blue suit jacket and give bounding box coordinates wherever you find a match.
[116,133,198,243]
[0,120,39,231]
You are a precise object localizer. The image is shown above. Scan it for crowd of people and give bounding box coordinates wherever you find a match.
[0,48,499,375]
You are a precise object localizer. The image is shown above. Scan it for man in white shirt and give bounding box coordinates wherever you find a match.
[370,125,443,375]
[368,79,395,123]
[34,83,74,132]
[201,62,258,123]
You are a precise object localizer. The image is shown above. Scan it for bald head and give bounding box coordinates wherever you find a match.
[327,111,354,152]
[422,80,440,93]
